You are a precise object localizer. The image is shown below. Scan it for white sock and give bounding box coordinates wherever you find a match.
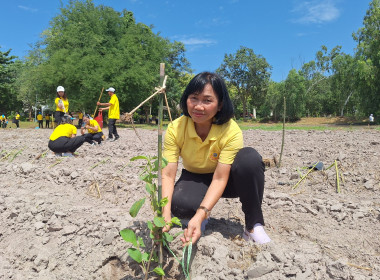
[249,223,271,244]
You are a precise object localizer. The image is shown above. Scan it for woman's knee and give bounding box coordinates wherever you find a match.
[233,147,264,172]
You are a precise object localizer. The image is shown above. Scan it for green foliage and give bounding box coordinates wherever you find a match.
[217,46,272,119]
[121,155,191,279]
[0,48,23,113]
[17,0,190,115]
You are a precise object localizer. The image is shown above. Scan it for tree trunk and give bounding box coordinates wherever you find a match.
[340,91,353,117]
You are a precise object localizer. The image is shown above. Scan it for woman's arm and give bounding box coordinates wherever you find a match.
[181,162,231,245]
[162,162,178,232]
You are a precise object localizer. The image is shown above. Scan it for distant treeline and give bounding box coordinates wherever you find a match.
[0,0,379,122]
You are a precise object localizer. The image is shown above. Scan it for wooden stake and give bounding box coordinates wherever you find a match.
[93,87,105,117]
[278,96,286,167]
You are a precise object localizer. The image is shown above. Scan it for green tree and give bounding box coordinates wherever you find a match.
[0,48,22,114]
[353,0,380,117]
[282,69,306,121]
[20,0,190,116]
[217,46,272,119]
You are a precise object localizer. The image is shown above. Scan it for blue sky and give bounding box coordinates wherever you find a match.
[0,0,371,82]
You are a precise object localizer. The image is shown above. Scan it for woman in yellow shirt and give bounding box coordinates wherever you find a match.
[54,86,69,125]
[37,112,43,128]
[80,114,104,145]
[48,114,85,156]
[162,72,271,246]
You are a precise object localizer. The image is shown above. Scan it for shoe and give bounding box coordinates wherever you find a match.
[106,137,113,141]
[242,224,271,244]
[91,142,96,146]
[114,136,120,141]
[62,152,74,157]
[55,153,62,157]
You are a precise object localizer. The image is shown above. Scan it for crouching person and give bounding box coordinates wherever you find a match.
[81,114,104,145]
[48,114,85,157]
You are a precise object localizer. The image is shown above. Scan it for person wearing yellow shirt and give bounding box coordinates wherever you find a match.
[80,114,104,145]
[45,113,51,128]
[37,112,43,128]
[54,86,69,125]
[78,112,84,127]
[161,72,271,246]
[48,114,86,157]
[97,87,120,141]
[15,112,20,128]
[0,114,5,128]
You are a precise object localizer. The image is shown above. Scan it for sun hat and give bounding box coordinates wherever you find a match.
[106,87,115,92]
[57,86,65,92]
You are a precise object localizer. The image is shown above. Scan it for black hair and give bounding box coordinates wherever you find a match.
[179,72,234,125]
[56,91,67,100]
[61,114,73,125]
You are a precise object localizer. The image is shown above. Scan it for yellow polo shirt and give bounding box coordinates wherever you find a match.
[49,124,77,141]
[108,94,120,119]
[16,114,20,120]
[55,97,69,113]
[45,115,50,120]
[88,119,102,133]
[163,116,243,174]
[78,112,83,119]
[37,114,43,121]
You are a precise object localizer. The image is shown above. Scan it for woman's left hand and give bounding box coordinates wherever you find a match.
[180,215,203,246]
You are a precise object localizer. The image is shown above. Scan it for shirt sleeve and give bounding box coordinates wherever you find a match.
[163,123,180,163]
[109,95,115,105]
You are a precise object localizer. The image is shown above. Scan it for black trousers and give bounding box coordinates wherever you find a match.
[48,136,85,153]
[38,120,43,128]
[54,111,65,125]
[83,132,104,144]
[108,118,119,138]
[15,120,19,128]
[171,147,265,230]
[45,120,50,128]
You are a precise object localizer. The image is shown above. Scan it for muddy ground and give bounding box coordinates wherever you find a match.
[0,126,379,280]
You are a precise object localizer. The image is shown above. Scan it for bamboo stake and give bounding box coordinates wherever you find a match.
[157,63,165,280]
[347,262,372,271]
[164,92,173,123]
[292,162,319,189]
[278,96,286,167]
[335,160,341,193]
[48,158,65,169]
[90,157,110,170]
[128,76,167,117]
[93,87,105,117]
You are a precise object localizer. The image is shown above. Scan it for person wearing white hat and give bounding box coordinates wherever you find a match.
[54,86,69,125]
[97,87,120,141]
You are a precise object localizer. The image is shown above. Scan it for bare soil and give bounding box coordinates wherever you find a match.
[0,126,379,279]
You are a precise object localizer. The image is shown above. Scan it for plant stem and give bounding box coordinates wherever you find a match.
[278,96,286,167]
[144,241,157,280]
[157,63,165,279]
[335,160,340,193]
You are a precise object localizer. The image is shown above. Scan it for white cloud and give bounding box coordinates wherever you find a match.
[179,37,217,46]
[18,5,38,12]
[292,0,340,24]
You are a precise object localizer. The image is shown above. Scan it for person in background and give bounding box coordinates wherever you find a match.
[37,112,43,128]
[78,111,83,127]
[97,87,120,141]
[55,86,69,125]
[369,114,374,126]
[48,114,85,157]
[45,113,51,128]
[162,72,271,246]
[0,114,5,128]
[15,112,20,128]
[80,114,104,145]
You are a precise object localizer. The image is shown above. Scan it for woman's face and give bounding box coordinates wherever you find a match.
[186,83,220,126]
[58,91,64,97]
[83,117,90,124]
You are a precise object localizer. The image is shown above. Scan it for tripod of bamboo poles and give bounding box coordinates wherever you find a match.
[93,87,104,117]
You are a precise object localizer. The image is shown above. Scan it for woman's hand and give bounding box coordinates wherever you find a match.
[162,213,172,233]
[180,214,203,246]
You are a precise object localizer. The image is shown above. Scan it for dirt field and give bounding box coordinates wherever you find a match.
[0,126,379,279]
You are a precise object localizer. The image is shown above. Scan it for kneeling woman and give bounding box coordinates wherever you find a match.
[81,114,104,145]
[162,72,271,246]
[48,114,85,156]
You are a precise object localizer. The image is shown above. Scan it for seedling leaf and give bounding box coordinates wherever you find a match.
[153,216,166,227]
[127,248,142,263]
[120,229,138,247]
[129,198,146,217]
[153,267,165,276]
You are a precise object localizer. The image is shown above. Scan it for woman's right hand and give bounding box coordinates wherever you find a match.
[162,213,172,233]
